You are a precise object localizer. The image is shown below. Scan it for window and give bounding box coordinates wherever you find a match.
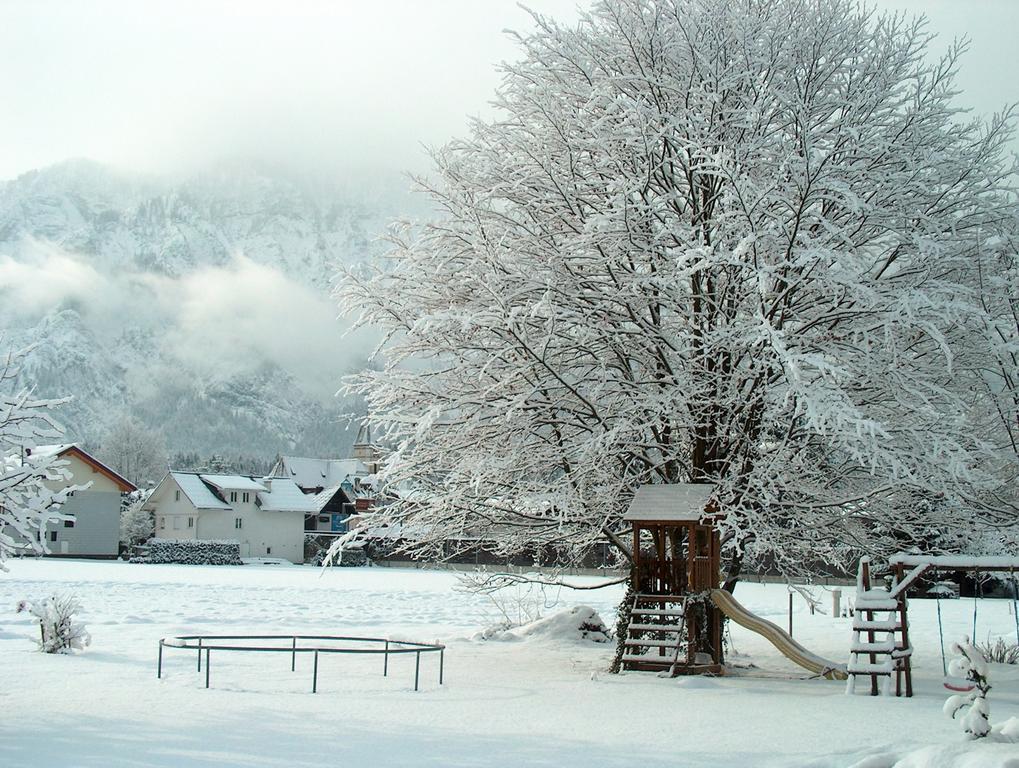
[63,520,75,528]
[242,492,249,503]
[230,491,237,502]
[266,547,271,555]
[49,531,57,542]
[187,517,194,528]
[173,517,182,530]
[235,518,243,529]
[175,490,180,502]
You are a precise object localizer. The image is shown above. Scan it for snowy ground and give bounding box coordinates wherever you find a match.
[1,559,1017,768]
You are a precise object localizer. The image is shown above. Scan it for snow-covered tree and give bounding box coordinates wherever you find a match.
[119,489,154,548]
[339,0,1019,583]
[944,637,992,739]
[0,344,75,566]
[98,416,167,488]
[16,595,91,654]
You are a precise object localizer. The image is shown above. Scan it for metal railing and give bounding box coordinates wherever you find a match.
[157,634,445,692]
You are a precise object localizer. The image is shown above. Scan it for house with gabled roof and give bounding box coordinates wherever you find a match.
[142,471,316,563]
[270,455,378,534]
[28,443,137,558]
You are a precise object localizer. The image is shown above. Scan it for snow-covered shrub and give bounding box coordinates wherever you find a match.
[119,489,153,548]
[308,534,368,567]
[977,638,1019,665]
[16,595,90,654]
[944,638,992,739]
[475,606,611,643]
[141,539,242,565]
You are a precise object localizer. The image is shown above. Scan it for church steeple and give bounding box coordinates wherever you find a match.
[351,422,380,473]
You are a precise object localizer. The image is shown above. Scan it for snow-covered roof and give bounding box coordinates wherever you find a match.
[273,456,371,490]
[171,472,231,510]
[30,443,76,458]
[32,443,137,492]
[258,479,319,513]
[311,486,343,512]
[201,474,268,492]
[622,484,715,523]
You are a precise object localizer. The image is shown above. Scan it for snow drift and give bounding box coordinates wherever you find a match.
[475,606,611,643]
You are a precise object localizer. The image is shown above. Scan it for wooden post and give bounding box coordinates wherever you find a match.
[862,559,878,696]
[788,592,793,637]
[895,561,912,697]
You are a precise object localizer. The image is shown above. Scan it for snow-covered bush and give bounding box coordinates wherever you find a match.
[16,595,90,654]
[944,638,992,739]
[119,489,154,548]
[977,638,1019,665]
[475,606,611,643]
[141,539,242,566]
[308,534,368,567]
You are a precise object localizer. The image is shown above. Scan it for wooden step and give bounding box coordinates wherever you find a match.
[621,653,678,663]
[634,594,687,602]
[631,608,685,617]
[851,640,896,653]
[627,623,681,633]
[847,662,894,675]
[856,600,900,611]
[853,619,901,631]
[624,639,681,648]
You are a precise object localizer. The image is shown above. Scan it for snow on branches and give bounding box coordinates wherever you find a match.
[944,638,992,739]
[0,343,75,566]
[338,0,1019,580]
[16,595,91,654]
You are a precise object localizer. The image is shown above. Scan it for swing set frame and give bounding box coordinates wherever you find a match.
[886,554,1019,691]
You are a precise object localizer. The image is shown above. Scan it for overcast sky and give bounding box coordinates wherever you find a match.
[1,0,1017,182]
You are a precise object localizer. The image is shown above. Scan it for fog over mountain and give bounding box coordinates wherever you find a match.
[0,158,424,457]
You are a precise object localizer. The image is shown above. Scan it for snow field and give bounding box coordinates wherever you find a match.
[0,559,1017,767]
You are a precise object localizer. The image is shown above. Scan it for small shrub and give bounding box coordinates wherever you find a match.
[16,595,91,654]
[944,637,992,739]
[977,638,1019,665]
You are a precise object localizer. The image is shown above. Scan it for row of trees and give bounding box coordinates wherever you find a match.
[341,0,1019,585]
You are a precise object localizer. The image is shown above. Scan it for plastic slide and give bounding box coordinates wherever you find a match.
[710,589,848,680]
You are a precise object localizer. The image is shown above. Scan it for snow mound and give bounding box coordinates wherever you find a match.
[839,720,1019,768]
[475,606,611,644]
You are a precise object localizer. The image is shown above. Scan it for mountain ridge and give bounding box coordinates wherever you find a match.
[0,159,411,457]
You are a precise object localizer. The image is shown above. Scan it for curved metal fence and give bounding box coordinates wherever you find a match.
[157,634,445,692]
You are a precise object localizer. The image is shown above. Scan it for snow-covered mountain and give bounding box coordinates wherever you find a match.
[0,159,415,457]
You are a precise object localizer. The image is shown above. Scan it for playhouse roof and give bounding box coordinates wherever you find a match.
[622,483,715,523]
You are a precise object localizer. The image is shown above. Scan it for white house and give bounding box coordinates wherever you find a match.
[30,444,137,558]
[270,455,379,534]
[142,472,316,563]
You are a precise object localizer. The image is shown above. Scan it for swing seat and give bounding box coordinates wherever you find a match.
[943,676,975,693]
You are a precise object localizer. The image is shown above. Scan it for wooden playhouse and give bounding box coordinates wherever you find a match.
[620,484,723,675]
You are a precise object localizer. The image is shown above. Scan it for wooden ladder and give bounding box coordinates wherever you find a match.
[846,558,913,696]
[620,593,687,675]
